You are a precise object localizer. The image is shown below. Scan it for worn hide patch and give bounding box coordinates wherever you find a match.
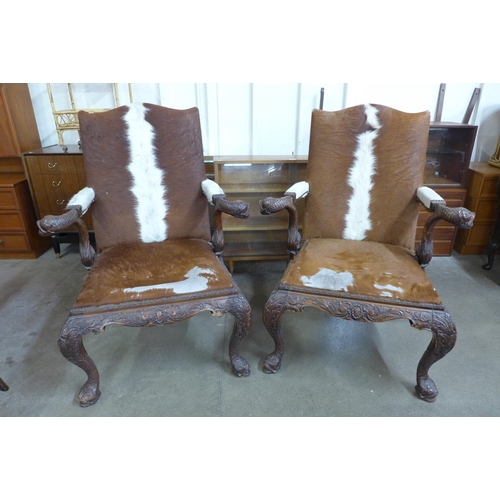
[122,267,216,295]
[300,268,354,291]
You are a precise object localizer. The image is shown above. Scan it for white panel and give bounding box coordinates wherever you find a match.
[345,83,440,114]
[28,83,59,147]
[216,83,252,155]
[471,83,500,162]
[252,83,300,155]
[296,83,347,155]
[159,83,197,109]
[128,83,160,105]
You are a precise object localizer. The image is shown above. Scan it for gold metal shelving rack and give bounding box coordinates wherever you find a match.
[46,83,133,151]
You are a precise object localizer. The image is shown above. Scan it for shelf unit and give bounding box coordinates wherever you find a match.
[213,156,307,271]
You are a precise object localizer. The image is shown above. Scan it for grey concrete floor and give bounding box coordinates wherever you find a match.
[1,243,499,417]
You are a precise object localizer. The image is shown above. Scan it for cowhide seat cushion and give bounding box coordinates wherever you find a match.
[72,239,236,313]
[279,238,442,305]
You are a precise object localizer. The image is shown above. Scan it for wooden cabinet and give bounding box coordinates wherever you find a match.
[454,162,500,255]
[0,174,51,258]
[0,83,49,258]
[426,123,477,187]
[0,83,41,174]
[23,145,93,229]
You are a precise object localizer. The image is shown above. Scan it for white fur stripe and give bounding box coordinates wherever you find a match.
[343,104,381,240]
[124,103,168,242]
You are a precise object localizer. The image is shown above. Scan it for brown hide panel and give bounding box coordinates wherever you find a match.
[303,105,430,251]
[79,104,210,251]
[147,105,210,241]
[80,106,138,250]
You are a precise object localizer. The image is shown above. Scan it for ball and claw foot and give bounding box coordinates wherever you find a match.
[415,376,438,403]
[231,357,251,377]
[78,380,101,407]
[263,353,282,374]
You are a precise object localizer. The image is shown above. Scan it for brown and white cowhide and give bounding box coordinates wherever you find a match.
[78,103,211,251]
[303,104,430,251]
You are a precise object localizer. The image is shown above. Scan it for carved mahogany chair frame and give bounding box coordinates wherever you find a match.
[38,104,252,407]
[259,105,475,402]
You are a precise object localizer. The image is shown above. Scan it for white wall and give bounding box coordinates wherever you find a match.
[28,83,500,161]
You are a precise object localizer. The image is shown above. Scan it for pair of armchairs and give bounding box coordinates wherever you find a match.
[38,103,474,407]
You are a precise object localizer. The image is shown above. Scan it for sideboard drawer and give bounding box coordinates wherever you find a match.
[0,189,19,209]
[0,212,25,231]
[0,233,30,252]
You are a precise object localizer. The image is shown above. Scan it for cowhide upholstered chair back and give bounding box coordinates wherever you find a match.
[303,104,430,251]
[79,103,211,251]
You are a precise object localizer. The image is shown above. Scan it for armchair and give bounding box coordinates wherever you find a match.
[259,104,475,402]
[38,103,251,407]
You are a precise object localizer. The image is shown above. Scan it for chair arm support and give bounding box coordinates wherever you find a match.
[260,194,301,256]
[415,188,475,267]
[211,194,250,256]
[37,188,96,269]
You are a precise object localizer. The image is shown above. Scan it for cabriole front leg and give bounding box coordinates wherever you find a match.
[410,310,457,403]
[262,290,290,374]
[226,295,252,377]
[58,316,102,407]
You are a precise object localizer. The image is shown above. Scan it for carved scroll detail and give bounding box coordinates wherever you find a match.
[416,204,475,267]
[37,208,96,268]
[212,195,250,256]
[262,289,456,402]
[259,195,301,256]
[59,293,251,407]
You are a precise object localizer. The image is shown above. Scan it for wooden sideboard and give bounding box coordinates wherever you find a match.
[0,174,51,258]
[454,162,500,255]
[23,145,92,227]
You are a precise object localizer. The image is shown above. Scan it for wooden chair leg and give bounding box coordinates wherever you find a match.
[58,316,101,407]
[0,378,9,391]
[227,294,252,377]
[262,290,290,374]
[412,310,457,403]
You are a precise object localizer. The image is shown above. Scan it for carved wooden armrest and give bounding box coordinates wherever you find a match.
[201,179,250,255]
[415,186,475,267]
[37,187,96,269]
[259,181,309,257]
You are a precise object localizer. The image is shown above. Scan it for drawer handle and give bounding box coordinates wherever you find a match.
[56,199,65,205]
[52,180,62,187]
[47,162,58,169]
